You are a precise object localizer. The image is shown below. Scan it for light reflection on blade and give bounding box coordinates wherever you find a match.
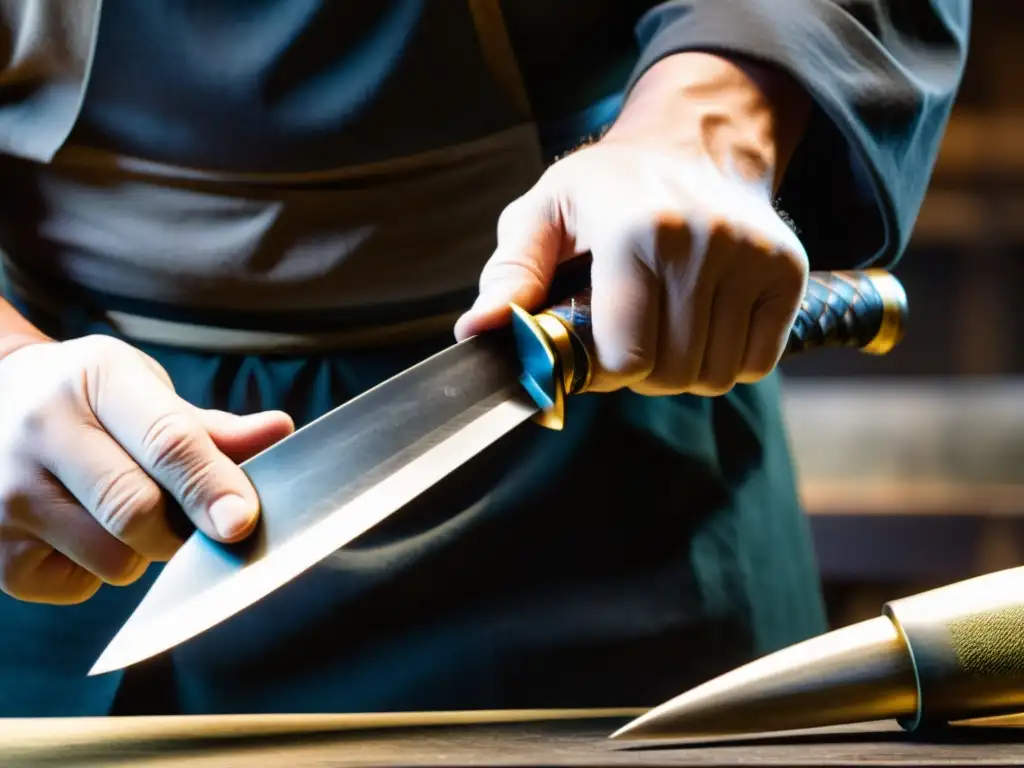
[90,333,539,675]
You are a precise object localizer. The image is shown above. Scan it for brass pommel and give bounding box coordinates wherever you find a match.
[861,268,909,355]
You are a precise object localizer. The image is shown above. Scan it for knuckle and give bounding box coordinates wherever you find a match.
[141,411,201,475]
[73,333,130,361]
[0,381,70,454]
[72,329,132,364]
[703,215,741,250]
[649,342,704,392]
[478,257,545,295]
[140,412,230,513]
[618,207,691,254]
[538,159,570,187]
[773,246,809,284]
[494,208,516,244]
[652,209,692,256]
[0,542,33,599]
[74,335,132,400]
[698,377,736,397]
[752,238,808,295]
[92,465,163,539]
[495,195,526,235]
[651,207,690,236]
[645,357,700,395]
[598,345,655,382]
[608,206,700,272]
[707,213,736,237]
[103,554,148,587]
[745,362,775,381]
[11,400,69,456]
[176,459,216,509]
[56,586,101,606]
[742,351,781,381]
[495,190,550,244]
[697,358,740,395]
[0,479,33,530]
[652,374,698,396]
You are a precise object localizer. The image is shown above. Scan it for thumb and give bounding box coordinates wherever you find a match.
[197,409,296,464]
[454,187,569,340]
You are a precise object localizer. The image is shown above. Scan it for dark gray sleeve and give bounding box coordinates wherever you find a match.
[626,0,971,270]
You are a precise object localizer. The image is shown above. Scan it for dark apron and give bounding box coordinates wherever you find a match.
[0,0,827,717]
[0,291,828,717]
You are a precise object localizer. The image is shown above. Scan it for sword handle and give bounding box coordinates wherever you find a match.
[510,264,908,430]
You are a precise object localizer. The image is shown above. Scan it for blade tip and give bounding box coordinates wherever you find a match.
[88,643,133,677]
[87,658,120,677]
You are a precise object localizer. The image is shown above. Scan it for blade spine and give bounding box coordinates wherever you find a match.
[237,335,501,469]
[91,390,538,675]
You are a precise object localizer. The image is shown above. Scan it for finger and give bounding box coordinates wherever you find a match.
[40,418,182,562]
[734,220,809,383]
[85,352,260,544]
[586,243,660,392]
[737,294,801,383]
[0,529,102,605]
[454,186,570,340]
[197,409,295,464]
[628,225,722,396]
[689,278,760,397]
[737,258,807,383]
[15,477,151,584]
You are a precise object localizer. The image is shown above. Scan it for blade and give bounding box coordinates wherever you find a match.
[90,332,538,676]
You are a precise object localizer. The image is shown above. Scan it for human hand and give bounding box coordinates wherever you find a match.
[0,336,294,604]
[456,53,812,396]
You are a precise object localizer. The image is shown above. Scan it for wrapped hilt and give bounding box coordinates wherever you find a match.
[786,270,907,357]
[511,268,908,430]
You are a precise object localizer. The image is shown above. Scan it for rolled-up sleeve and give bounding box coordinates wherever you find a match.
[626,0,971,270]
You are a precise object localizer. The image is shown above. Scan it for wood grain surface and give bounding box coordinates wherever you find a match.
[2,710,1023,768]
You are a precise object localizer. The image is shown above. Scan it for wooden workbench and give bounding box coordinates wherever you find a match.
[2,710,1022,767]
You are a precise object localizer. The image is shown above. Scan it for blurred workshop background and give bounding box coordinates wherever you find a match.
[0,5,1015,634]
[780,3,1024,628]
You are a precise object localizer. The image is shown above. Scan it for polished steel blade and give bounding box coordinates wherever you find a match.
[90,333,538,676]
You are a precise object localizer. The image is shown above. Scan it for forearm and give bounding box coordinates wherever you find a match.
[605,51,812,194]
[0,297,50,361]
[622,0,970,269]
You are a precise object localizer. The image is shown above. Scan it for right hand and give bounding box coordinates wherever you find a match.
[0,335,295,605]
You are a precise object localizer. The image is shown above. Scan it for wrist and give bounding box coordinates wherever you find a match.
[0,333,50,364]
[0,298,52,363]
[604,52,811,193]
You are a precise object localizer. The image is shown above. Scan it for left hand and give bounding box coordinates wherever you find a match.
[455,53,812,397]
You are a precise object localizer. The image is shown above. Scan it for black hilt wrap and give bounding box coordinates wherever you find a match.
[511,259,908,430]
[786,270,907,358]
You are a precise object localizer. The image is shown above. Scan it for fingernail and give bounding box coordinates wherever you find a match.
[208,494,257,539]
